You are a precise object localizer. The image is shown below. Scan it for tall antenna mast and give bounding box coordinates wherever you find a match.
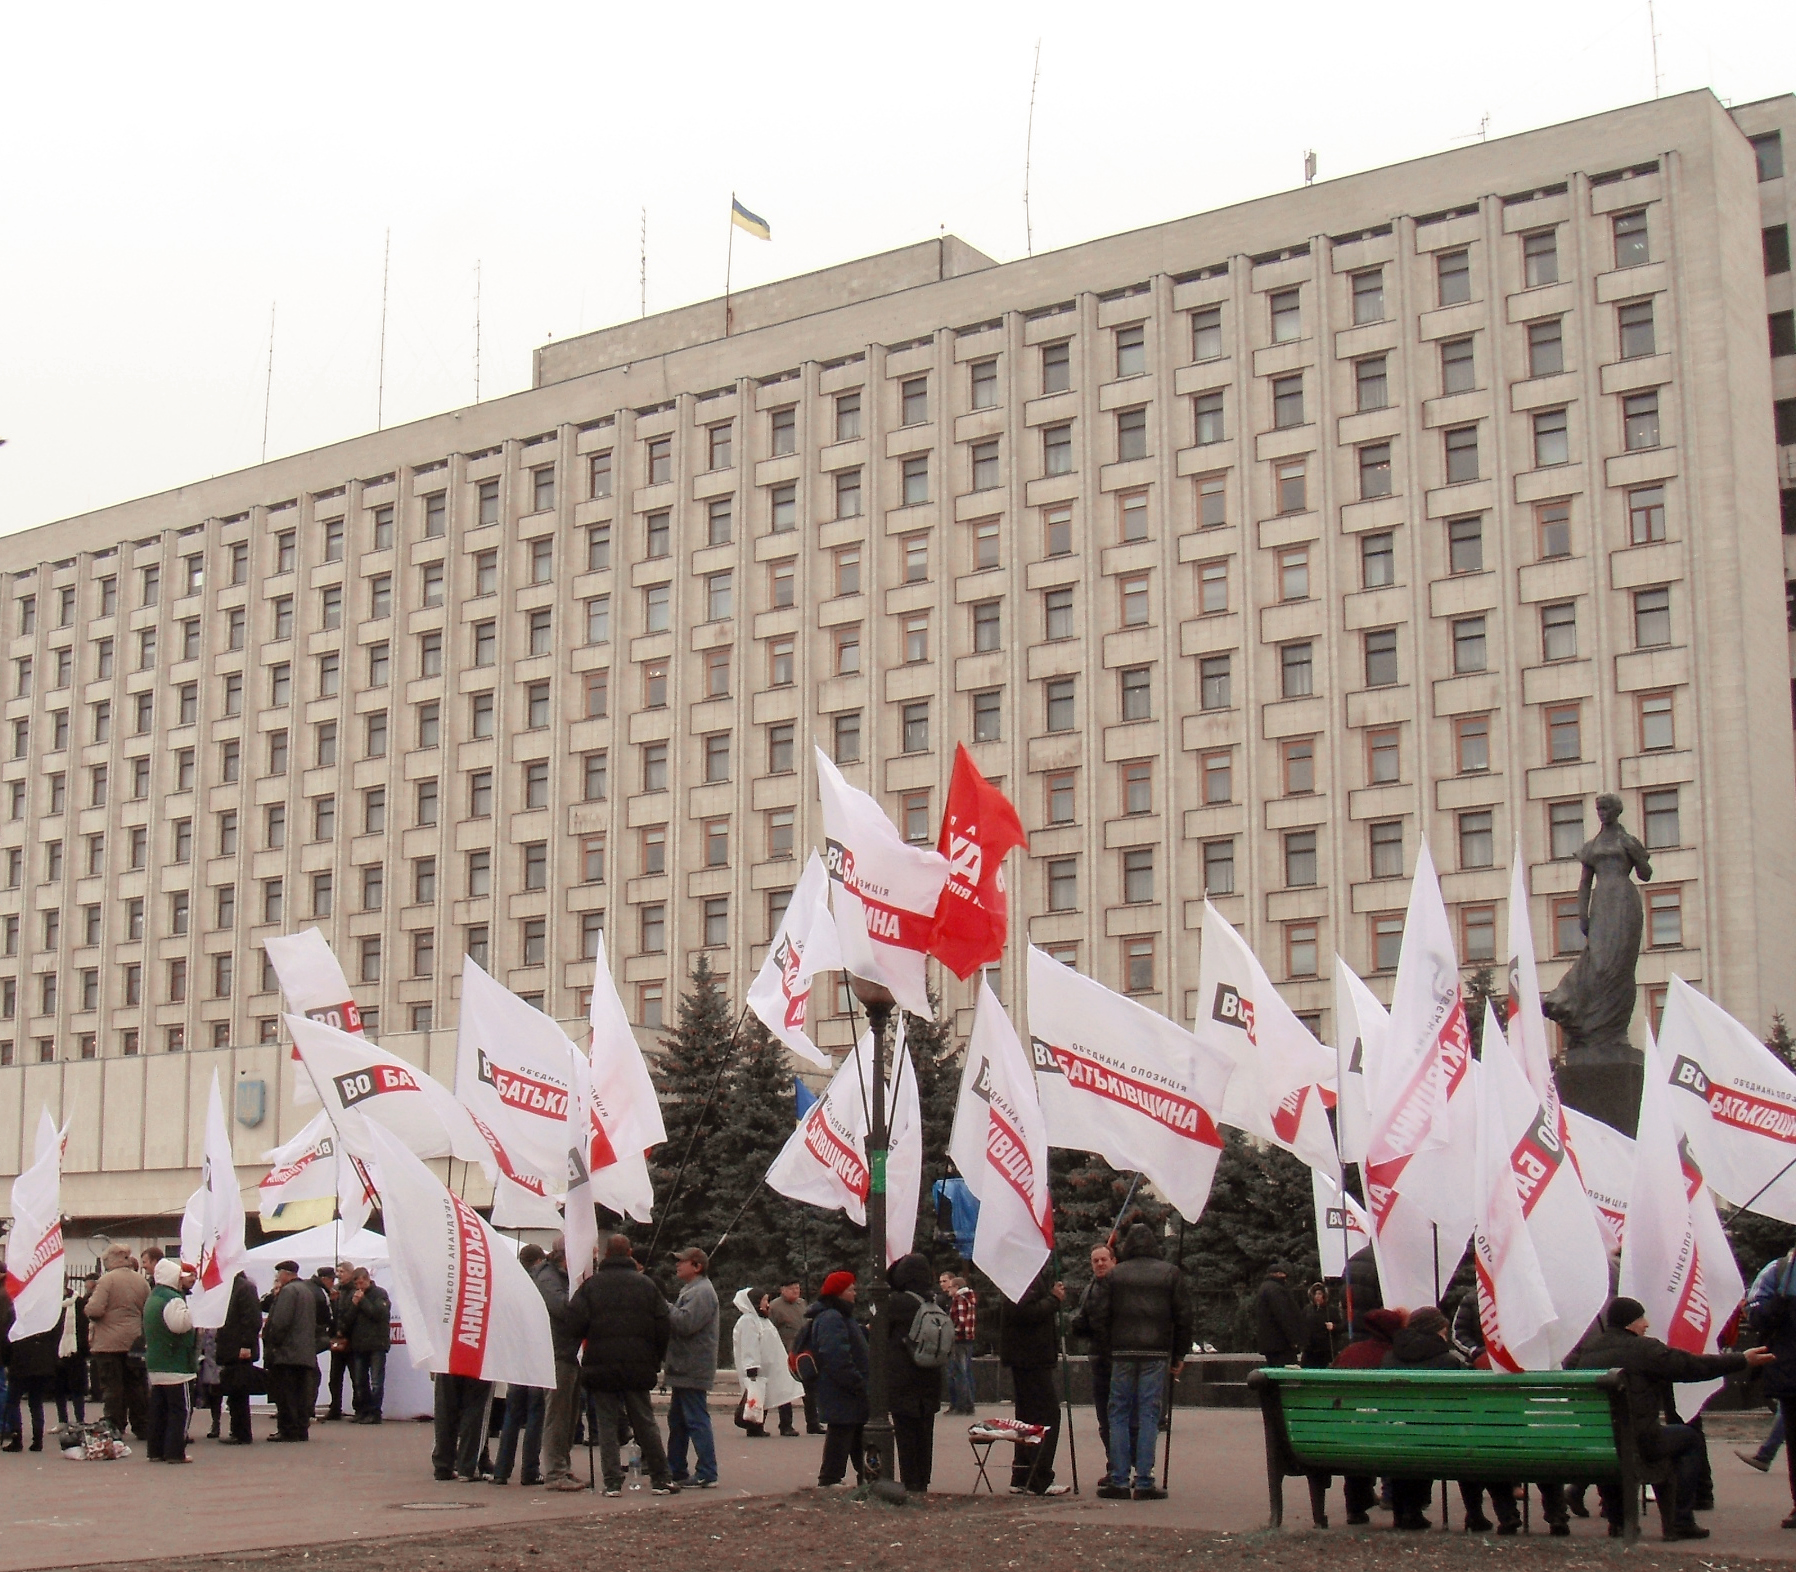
[376,228,391,431]
[1646,0,1661,96]
[260,303,276,465]
[474,259,482,404]
[1023,40,1041,258]
[640,207,648,318]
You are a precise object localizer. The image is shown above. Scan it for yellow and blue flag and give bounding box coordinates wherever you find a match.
[731,196,771,241]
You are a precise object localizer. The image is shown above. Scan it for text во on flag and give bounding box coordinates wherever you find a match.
[264,928,364,1104]
[928,743,1027,981]
[1312,1167,1372,1279]
[454,958,577,1228]
[286,1013,490,1169]
[1471,1010,1559,1371]
[1026,946,1233,1223]
[586,933,665,1222]
[815,747,948,1019]
[1565,1107,1633,1249]
[1196,901,1338,1173]
[1332,956,1388,1166]
[4,1109,67,1338]
[1659,975,1796,1223]
[361,1121,555,1389]
[1620,1033,1746,1414]
[178,1072,248,1330]
[745,850,840,1069]
[258,1110,372,1236]
[948,980,1053,1301]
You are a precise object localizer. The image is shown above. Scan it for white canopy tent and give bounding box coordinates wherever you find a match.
[241,1224,523,1420]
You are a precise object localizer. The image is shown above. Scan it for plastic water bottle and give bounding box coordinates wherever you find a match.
[628,1445,643,1490]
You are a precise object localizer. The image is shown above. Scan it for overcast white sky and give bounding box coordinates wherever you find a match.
[1,0,1789,537]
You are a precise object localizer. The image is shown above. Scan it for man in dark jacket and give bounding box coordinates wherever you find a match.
[1088,1220,1193,1501]
[215,1270,262,1445]
[808,1271,868,1487]
[262,1262,317,1442]
[1000,1264,1069,1495]
[1344,1244,1384,1337]
[1576,1296,1769,1539]
[339,1268,391,1423]
[301,1268,334,1421]
[1071,1243,1116,1487]
[1254,1263,1307,1367]
[884,1253,942,1492]
[563,1232,676,1496]
[532,1240,583,1490]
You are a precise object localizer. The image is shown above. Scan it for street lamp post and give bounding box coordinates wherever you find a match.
[849,973,906,1503]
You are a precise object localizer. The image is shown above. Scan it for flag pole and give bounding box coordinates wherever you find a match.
[1049,1239,1080,1495]
[1106,1172,1142,1244]
[724,195,736,338]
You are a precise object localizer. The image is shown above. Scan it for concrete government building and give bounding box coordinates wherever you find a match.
[3,89,1795,1234]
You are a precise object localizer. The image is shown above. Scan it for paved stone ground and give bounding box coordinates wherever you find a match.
[4,1405,1795,1571]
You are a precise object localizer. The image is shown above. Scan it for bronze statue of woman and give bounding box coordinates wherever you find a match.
[1541,793,1653,1061]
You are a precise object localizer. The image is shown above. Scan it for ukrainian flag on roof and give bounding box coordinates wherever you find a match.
[731,196,771,241]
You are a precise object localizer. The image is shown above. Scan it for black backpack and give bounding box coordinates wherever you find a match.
[790,1315,821,1385]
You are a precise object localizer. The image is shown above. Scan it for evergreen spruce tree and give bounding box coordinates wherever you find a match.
[706,1017,802,1296]
[900,999,963,1269]
[1767,1012,1796,1074]
[646,954,739,1270]
[1047,1151,1131,1296]
[1184,1133,1320,1350]
[1464,964,1502,1055]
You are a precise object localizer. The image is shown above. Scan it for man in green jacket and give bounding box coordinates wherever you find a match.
[143,1260,197,1464]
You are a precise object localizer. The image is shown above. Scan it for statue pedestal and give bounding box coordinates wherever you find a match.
[1556,1056,1644,1140]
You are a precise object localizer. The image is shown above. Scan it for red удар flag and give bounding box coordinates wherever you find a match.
[929,744,1027,980]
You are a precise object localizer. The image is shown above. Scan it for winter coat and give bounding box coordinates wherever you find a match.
[664,1273,719,1391]
[216,1273,262,1367]
[1382,1327,1459,1369]
[1301,1302,1335,1368]
[1088,1223,1194,1361]
[731,1288,801,1409]
[1574,1327,1749,1462]
[884,1253,943,1418]
[7,1317,62,1383]
[999,1269,1063,1371]
[766,1293,806,1354]
[567,1256,670,1392]
[144,1285,198,1378]
[1344,1245,1384,1336]
[304,1278,333,1354]
[1253,1275,1307,1363]
[339,1284,392,1354]
[530,1258,581,1365]
[264,1278,318,1368]
[1332,1308,1406,1369]
[84,1266,149,1354]
[1071,1278,1111,1365]
[1748,1261,1796,1400]
[807,1295,869,1427]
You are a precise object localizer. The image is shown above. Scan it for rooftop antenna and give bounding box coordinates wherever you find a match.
[1023,39,1041,257]
[376,228,390,431]
[1646,0,1661,96]
[473,259,482,404]
[1303,149,1318,186]
[260,302,276,465]
[640,207,648,318]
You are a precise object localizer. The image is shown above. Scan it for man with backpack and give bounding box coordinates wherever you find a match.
[884,1252,952,1492]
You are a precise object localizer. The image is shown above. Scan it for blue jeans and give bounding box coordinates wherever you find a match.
[1756,1406,1787,1464]
[1109,1357,1166,1489]
[666,1387,717,1484]
[946,1343,976,1412]
[494,1385,547,1483]
[350,1351,387,1418]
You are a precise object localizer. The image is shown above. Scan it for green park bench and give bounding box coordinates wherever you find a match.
[1247,1367,1653,1542]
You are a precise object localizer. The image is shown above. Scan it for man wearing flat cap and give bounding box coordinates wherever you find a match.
[663,1247,719,1489]
[262,1261,317,1442]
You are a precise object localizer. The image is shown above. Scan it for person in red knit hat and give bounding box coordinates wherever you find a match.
[804,1272,868,1488]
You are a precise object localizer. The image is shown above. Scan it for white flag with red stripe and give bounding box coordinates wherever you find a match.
[745,850,839,1069]
[1658,975,1796,1223]
[1565,1108,1633,1250]
[948,981,1054,1302]
[1197,901,1338,1172]
[4,1109,67,1338]
[265,929,364,1104]
[815,748,948,1020]
[1027,945,1234,1223]
[1472,1014,1559,1371]
[259,1111,374,1236]
[587,935,664,1223]
[1620,1033,1745,1413]
[178,1073,248,1330]
[362,1120,554,1388]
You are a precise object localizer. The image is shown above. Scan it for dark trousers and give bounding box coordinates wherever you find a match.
[326,1349,349,1415]
[1009,1364,1060,1490]
[802,1383,821,1431]
[1091,1356,1114,1482]
[820,1422,865,1485]
[891,1411,935,1491]
[1782,1397,1796,1507]
[1391,1477,1436,1522]
[267,1364,313,1439]
[305,1363,321,1417]
[3,1374,50,1443]
[92,1352,149,1437]
[777,1402,798,1435]
[147,1383,188,1461]
[225,1388,253,1442]
[495,1385,547,1483]
[1459,1480,1519,1526]
[1598,1424,1703,1530]
[1343,1475,1378,1517]
[55,1358,86,1424]
[591,1387,670,1489]
[432,1374,492,1479]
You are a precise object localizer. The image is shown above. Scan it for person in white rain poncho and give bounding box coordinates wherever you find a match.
[730,1287,800,1439]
